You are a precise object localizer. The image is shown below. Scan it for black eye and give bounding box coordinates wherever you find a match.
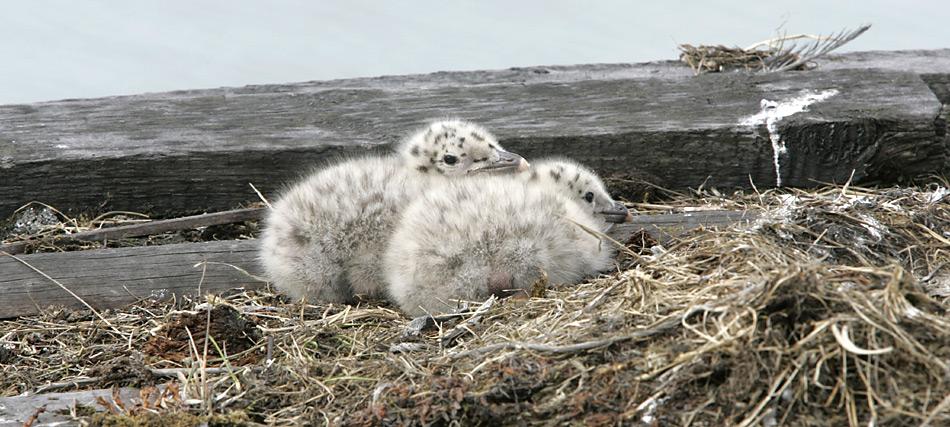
[443,154,458,165]
[584,192,594,203]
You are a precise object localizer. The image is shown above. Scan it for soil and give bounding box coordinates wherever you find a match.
[143,305,263,365]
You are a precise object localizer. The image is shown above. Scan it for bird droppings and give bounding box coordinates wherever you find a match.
[0,183,948,425]
[148,289,169,300]
[928,186,950,204]
[638,396,660,425]
[7,205,59,235]
[739,89,839,187]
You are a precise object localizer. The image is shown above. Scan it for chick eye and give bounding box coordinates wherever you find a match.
[584,192,594,203]
[443,154,458,165]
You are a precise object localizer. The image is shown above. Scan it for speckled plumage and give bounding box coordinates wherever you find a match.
[384,159,624,316]
[522,157,630,222]
[259,119,526,303]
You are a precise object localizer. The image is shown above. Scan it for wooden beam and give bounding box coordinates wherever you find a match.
[0,240,265,319]
[0,207,266,255]
[817,49,950,104]
[613,210,757,243]
[0,211,754,319]
[1,50,947,218]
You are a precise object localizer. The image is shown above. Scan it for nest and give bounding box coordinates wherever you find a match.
[678,44,791,74]
[2,183,948,426]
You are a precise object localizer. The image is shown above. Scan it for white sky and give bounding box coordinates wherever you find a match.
[1,0,947,104]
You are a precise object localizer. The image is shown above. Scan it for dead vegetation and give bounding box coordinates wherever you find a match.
[1,183,948,426]
[679,24,871,74]
[0,202,262,254]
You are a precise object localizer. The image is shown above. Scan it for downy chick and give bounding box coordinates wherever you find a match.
[522,157,632,224]
[259,119,528,303]
[384,159,629,316]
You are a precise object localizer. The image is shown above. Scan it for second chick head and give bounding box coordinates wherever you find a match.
[399,119,529,176]
[526,158,632,224]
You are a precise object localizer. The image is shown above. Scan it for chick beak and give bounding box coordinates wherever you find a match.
[469,150,529,174]
[599,202,632,224]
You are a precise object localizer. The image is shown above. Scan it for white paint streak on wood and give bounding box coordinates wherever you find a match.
[740,89,839,186]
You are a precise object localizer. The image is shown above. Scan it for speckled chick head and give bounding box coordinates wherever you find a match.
[524,158,631,225]
[397,119,529,176]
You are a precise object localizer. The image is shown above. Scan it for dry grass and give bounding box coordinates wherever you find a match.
[678,44,785,74]
[1,183,948,426]
[0,202,260,254]
[679,25,871,74]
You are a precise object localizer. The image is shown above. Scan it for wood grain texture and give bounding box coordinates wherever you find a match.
[612,210,758,243]
[1,50,947,218]
[0,211,752,319]
[0,240,264,319]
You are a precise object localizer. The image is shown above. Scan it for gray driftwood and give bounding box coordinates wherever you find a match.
[0,207,265,255]
[1,50,948,218]
[0,240,264,319]
[0,386,164,427]
[0,211,750,319]
[613,210,757,243]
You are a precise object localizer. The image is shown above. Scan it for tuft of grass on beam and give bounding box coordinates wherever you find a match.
[679,24,871,74]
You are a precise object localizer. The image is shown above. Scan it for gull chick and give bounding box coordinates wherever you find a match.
[384,159,628,316]
[522,157,632,224]
[259,120,528,303]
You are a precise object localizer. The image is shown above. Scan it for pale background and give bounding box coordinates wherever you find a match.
[1,0,947,104]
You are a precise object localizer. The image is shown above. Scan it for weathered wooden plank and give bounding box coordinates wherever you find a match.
[818,50,950,165]
[1,51,947,218]
[0,211,752,319]
[612,210,758,243]
[0,240,264,319]
[817,49,950,103]
[0,207,265,255]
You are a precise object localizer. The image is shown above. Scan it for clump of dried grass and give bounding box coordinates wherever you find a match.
[679,44,783,74]
[679,25,871,74]
[1,183,948,426]
[0,201,260,254]
[1,202,148,245]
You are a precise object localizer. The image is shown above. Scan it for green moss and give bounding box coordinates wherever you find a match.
[87,411,249,427]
